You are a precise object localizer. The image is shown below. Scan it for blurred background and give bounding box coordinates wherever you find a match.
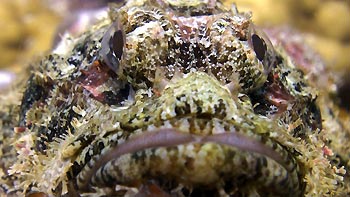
[0,0,349,102]
[232,0,350,72]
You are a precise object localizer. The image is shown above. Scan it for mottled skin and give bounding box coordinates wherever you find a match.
[0,0,349,196]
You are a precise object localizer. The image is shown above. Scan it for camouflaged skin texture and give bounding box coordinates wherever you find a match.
[0,0,349,196]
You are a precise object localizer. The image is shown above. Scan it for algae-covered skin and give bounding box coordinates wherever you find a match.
[0,0,349,196]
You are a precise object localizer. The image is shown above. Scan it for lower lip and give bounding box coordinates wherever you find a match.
[77,128,289,191]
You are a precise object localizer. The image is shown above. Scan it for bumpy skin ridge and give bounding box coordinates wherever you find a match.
[0,0,349,196]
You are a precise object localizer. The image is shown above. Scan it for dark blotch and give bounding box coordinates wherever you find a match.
[19,74,51,126]
[336,73,350,111]
[36,105,80,152]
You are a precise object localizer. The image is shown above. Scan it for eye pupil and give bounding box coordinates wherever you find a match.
[252,34,267,61]
[111,30,124,60]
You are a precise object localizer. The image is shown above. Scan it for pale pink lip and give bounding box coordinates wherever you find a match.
[78,128,286,191]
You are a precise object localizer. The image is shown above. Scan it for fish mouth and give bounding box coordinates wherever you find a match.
[77,127,302,196]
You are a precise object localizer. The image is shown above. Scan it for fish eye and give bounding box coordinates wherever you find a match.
[251,34,267,62]
[111,29,124,60]
[100,19,125,74]
[249,26,277,75]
